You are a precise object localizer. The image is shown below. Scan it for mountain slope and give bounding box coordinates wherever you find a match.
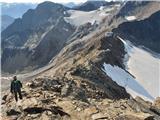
[1,1,121,74]
[117,1,160,20]
[2,26,160,120]
[1,2,75,73]
[107,1,160,29]
[113,10,160,53]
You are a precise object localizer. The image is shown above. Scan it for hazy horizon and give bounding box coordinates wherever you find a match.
[0,0,88,4]
[0,0,116,4]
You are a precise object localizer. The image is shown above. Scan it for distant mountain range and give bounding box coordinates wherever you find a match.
[0,2,79,18]
[1,2,37,18]
[73,0,119,11]
[63,2,77,8]
[1,15,14,31]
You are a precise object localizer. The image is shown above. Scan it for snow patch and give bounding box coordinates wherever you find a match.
[99,12,109,17]
[117,36,160,99]
[63,11,66,15]
[91,20,97,25]
[106,49,110,52]
[1,76,12,81]
[103,63,154,101]
[64,7,114,27]
[64,10,107,26]
[99,6,104,11]
[64,4,120,27]
[125,16,136,21]
[105,32,113,37]
[63,27,69,32]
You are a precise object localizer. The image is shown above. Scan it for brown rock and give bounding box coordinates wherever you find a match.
[40,112,50,120]
[91,113,108,120]
[84,106,98,115]
[115,113,154,120]
[153,97,160,108]
[2,95,8,101]
[20,98,39,110]
[6,109,21,116]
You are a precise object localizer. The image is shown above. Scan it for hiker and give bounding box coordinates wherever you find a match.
[10,76,23,102]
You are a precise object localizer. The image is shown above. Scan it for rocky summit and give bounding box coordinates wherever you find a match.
[1,76,160,120]
[1,1,160,120]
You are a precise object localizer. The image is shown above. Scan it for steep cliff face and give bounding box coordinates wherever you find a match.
[2,2,70,48]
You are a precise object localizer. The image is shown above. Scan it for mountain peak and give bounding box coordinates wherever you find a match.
[73,0,117,11]
[36,1,68,10]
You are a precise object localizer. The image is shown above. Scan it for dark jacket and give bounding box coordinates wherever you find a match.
[11,80,22,93]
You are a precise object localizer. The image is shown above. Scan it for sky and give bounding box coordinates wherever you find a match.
[0,0,88,3]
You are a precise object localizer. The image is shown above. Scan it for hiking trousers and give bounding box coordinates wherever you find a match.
[14,90,22,102]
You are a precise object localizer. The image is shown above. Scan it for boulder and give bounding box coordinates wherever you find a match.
[84,106,99,116]
[91,113,108,120]
[42,78,62,92]
[23,107,46,114]
[6,109,21,116]
[40,111,50,120]
[20,98,39,110]
[2,95,8,101]
[61,83,70,97]
[153,97,160,108]
[71,88,87,101]
[115,114,154,120]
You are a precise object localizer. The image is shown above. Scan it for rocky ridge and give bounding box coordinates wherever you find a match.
[2,29,160,120]
[2,77,160,120]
